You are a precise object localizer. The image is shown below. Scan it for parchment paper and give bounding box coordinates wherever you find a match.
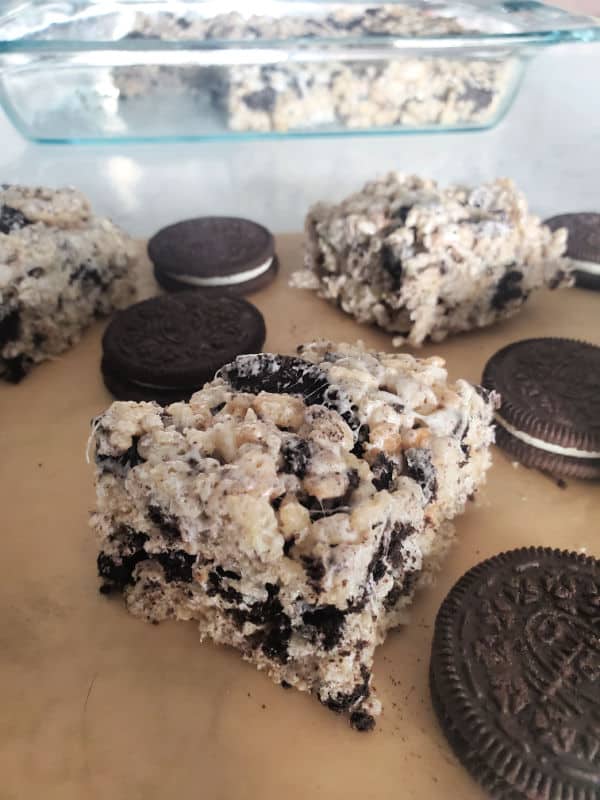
[1,235,598,800]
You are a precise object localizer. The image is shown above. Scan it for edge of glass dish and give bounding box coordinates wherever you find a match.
[0,0,599,51]
[0,55,527,145]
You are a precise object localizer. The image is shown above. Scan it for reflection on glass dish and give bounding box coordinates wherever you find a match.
[0,1,598,143]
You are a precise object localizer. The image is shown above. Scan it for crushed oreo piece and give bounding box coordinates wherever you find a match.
[301,555,326,587]
[69,263,104,287]
[351,423,370,457]
[220,354,360,433]
[281,437,311,478]
[0,204,32,235]
[302,605,346,650]
[371,452,398,492]
[148,504,181,540]
[243,87,277,112]
[324,666,370,712]
[2,354,29,383]
[381,243,403,288]
[156,550,196,583]
[350,710,376,732]
[0,309,20,348]
[388,523,415,568]
[491,270,524,310]
[96,435,145,474]
[404,448,438,502]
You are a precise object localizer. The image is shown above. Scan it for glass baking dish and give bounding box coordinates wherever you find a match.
[0,1,598,143]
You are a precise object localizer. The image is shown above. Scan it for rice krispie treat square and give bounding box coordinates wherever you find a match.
[293,174,570,345]
[0,185,136,382]
[90,341,496,730]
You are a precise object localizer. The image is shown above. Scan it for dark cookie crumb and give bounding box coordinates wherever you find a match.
[97,550,146,592]
[351,423,370,458]
[302,605,346,650]
[491,270,524,310]
[69,263,105,288]
[367,538,387,583]
[96,435,145,473]
[404,449,437,502]
[281,437,311,478]
[460,86,493,111]
[371,452,398,492]
[350,710,376,732]
[2,354,30,382]
[324,666,371,712]
[301,555,326,587]
[228,583,292,665]
[0,204,32,235]
[388,523,415,568]
[243,87,277,112]
[300,468,359,521]
[390,205,412,223]
[383,583,403,611]
[216,566,241,581]
[207,570,244,604]
[381,243,403,289]
[148,504,181,540]
[0,309,20,348]
[156,550,196,583]
[283,536,296,557]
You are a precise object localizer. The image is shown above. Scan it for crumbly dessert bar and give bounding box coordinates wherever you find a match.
[0,185,136,382]
[292,174,570,346]
[116,6,514,132]
[90,341,496,730]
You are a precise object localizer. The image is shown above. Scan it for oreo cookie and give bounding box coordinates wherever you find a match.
[148,217,278,295]
[482,338,600,480]
[545,213,600,291]
[430,547,600,800]
[218,353,360,434]
[101,293,266,403]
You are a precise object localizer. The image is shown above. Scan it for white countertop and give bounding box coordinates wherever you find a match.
[0,41,599,236]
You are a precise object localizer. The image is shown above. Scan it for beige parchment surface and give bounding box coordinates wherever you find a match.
[1,234,599,800]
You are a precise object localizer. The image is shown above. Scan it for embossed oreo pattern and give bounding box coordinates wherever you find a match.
[148,216,274,277]
[102,293,266,389]
[431,548,600,800]
[483,338,600,451]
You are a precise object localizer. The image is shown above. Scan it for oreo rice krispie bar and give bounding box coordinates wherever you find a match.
[117,6,514,132]
[90,340,496,730]
[293,174,570,346]
[0,185,136,382]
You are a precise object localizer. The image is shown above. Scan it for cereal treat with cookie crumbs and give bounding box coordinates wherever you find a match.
[0,185,137,382]
[117,7,515,133]
[293,174,570,346]
[90,341,496,730]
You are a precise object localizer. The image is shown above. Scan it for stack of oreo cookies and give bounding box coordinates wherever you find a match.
[101,216,277,403]
[101,293,266,403]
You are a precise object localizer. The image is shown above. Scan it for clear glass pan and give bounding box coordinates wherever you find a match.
[0,1,598,143]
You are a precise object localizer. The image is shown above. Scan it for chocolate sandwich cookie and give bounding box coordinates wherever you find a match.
[545,213,600,291]
[482,338,600,479]
[148,216,278,295]
[101,293,266,403]
[430,547,600,800]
